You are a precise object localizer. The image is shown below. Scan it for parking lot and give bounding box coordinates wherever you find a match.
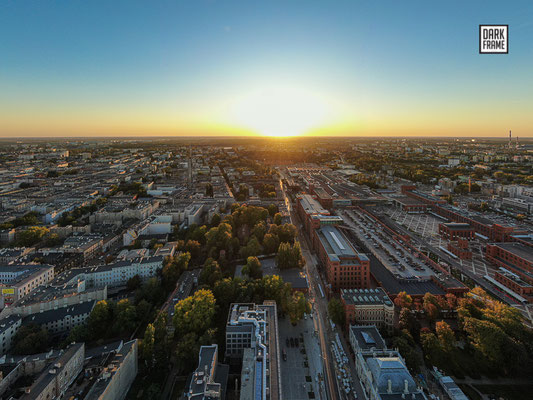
[279,313,323,400]
[341,209,435,279]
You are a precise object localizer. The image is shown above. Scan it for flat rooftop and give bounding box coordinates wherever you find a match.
[316,225,358,262]
[298,194,328,215]
[341,287,392,306]
[493,242,533,263]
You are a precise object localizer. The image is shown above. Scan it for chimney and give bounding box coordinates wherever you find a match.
[387,379,392,394]
[404,379,409,394]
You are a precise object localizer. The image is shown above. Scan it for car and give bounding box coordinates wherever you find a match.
[286,338,289,347]
[290,337,295,347]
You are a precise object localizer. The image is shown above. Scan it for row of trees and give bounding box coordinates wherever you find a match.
[394,288,533,378]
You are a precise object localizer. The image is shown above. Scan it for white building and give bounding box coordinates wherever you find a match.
[52,256,164,289]
[0,265,55,308]
[0,315,22,356]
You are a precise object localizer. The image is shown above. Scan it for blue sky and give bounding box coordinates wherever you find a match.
[1,0,532,137]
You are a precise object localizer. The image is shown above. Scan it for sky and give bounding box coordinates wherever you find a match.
[1,0,533,138]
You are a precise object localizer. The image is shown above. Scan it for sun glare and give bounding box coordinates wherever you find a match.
[228,85,333,137]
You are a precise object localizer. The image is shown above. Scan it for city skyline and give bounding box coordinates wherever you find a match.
[1,1,533,137]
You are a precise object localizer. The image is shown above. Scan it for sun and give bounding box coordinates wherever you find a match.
[228,85,333,137]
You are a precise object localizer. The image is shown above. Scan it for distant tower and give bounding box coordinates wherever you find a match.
[508,130,512,149]
[516,136,519,149]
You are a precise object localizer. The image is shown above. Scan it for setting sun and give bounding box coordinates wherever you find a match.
[228,85,334,137]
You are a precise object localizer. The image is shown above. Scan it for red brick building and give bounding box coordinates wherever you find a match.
[486,242,533,284]
[494,268,533,303]
[314,225,370,292]
[439,223,475,240]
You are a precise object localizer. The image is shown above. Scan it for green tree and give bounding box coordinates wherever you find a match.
[263,233,279,254]
[273,213,282,225]
[268,203,279,217]
[242,256,262,280]
[17,226,49,246]
[240,236,261,259]
[328,298,345,327]
[435,321,455,352]
[142,324,155,364]
[12,324,50,355]
[127,274,142,291]
[173,289,216,336]
[199,258,223,287]
[87,300,111,339]
[288,291,310,325]
[276,241,304,270]
[113,299,138,334]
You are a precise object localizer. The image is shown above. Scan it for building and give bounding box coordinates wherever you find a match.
[60,233,104,262]
[493,268,533,303]
[349,326,427,400]
[502,197,533,215]
[0,248,35,264]
[392,197,430,213]
[402,187,522,241]
[225,302,281,400]
[438,223,475,241]
[84,340,138,400]
[447,239,472,260]
[0,282,106,319]
[486,242,533,284]
[22,301,95,335]
[341,288,394,332]
[314,225,370,292]
[297,194,330,236]
[0,265,55,308]
[185,344,228,400]
[0,315,22,356]
[437,376,468,400]
[21,343,85,400]
[51,255,164,289]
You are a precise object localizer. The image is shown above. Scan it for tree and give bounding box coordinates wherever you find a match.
[210,213,221,227]
[240,236,261,259]
[328,298,345,327]
[273,213,282,225]
[17,226,49,246]
[421,331,443,364]
[394,291,413,310]
[185,240,201,259]
[127,274,142,291]
[199,258,223,287]
[288,291,309,325]
[445,293,457,310]
[173,289,216,336]
[87,300,112,339]
[142,324,155,364]
[252,221,266,243]
[175,332,200,372]
[263,233,279,254]
[43,233,62,247]
[268,203,278,217]
[435,321,455,352]
[162,252,190,291]
[113,299,138,334]
[243,256,262,280]
[12,324,50,355]
[276,242,304,270]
